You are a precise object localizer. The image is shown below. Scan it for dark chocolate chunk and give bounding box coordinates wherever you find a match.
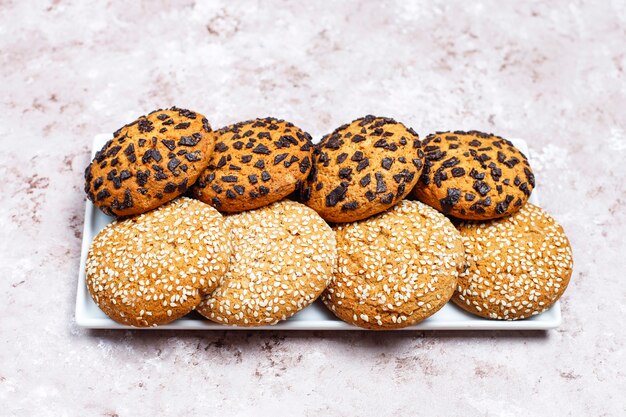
[179,136,201,147]
[299,156,311,174]
[261,171,271,181]
[465,193,475,201]
[337,153,348,164]
[241,155,253,163]
[174,122,190,130]
[451,167,465,177]
[212,184,223,193]
[412,158,423,170]
[524,167,535,187]
[226,189,237,199]
[360,173,371,187]
[212,197,221,207]
[315,183,323,191]
[325,184,348,207]
[341,201,359,211]
[185,151,202,162]
[96,189,110,201]
[439,188,461,213]
[221,175,237,183]
[351,134,366,143]
[375,173,386,193]
[259,186,269,196]
[284,155,299,168]
[157,113,169,121]
[164,182,177,193]
[356,159,370,172]
[215,142,229,153]
[119,170,131,181]
[252,144,271,154]
[365,190,376,201]
[161,139,176,151]
[167,158,181,174]
[338,167,353,180]
[442,157,460,168]
[136,170,150,186]
[248,174,258,184]
[381,158,393,170]
[254,160,265,169]
[473,180,491,196]
[274,153,289,165]
[380,193,394,204]
[233,185,245,195]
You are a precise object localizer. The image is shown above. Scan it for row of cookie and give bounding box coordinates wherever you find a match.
[85,195,572,328]
[85,107,535,224]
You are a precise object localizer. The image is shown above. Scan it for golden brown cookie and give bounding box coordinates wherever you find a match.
[84,107,214,217]
[197,200,336,326]
[322,200,465,329]
[85,197,231,327]
[452,203,573,320]
[300,115,424,223]
[189,118,313,213]
[411,131,534,220]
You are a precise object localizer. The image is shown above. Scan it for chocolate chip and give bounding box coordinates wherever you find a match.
[226,189,236,199]
[93,177,103,190]
[248,174,258,184]
[137,119,154,133]
[138,138,146,147]
[469,169,485,180]
[259,186,269,196]
[157,113,169,121]
[212,184,223,193]
[451,167,465,177]
[381,158,393,170]
[337,153,348,164]
[124,143,136,162]
[439,188,461,213]
[164,182,177,193]
[284,155,299,168]
[96,189,110,201]
[241,155,253,163]
[120,170,131,181]
[365,190,376,201]
[221,175,237,183]
[212,197,221,207]
[174,122,190,130]
[351,135,366,143]
[315,183,323,191]
[355,159,370,171]
[442,157,460,168]
[254,160,265,169]
[341,201,359,211]
[261,171,271,181]
[233,185,245,195]
[179,136,201,147]
[299,156,311,174]
[360,173,371,187]
[252,144,271,154]
[136,170,150,186]
[274,153,288,165]
[473,180,491,196]
[161,139,176,151]
[465,193,475,201]
[326,184,348,207]
[504,157,520,168]
[141,148,162,163]
[412,158,423,170]
[375,173,386,193]
[216,156,227,169]
[167,158,181,174]
[185,151,202,162]
[339,167,353,180]
[524,167,535,187]
[380,193,394,204]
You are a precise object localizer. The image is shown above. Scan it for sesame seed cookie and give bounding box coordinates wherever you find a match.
[190,118,313,213]
[322,200,465,329]
[300,115,424,223]
[411,131,535,220]
[197,200,337,326]
[84,107,214,217]
[85,197,231,327]
[452,203,573,320]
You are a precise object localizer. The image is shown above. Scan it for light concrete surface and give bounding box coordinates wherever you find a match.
[0,1,624,416]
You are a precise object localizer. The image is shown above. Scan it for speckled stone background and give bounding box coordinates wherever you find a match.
[1,1,624,416]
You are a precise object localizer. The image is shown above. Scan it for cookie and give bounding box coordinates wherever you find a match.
[190,117,313,213]
[197,200,336,326]
[322,200,465,329]
[84,107,214,217]
[452,203,573,320]
[411,131,534,220]
[85,197,231,327]
[300,115,424,223]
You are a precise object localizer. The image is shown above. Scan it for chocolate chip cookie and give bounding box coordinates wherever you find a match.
[189,117,313,212]
[84,107,214,217]
[300,115,424,222]
[322,200,465,329]
[452,203,573,320]
[85,197,231,327]
[197,200,337,326]
[411,131,534,220]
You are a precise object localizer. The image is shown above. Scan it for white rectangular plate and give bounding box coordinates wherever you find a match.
[76,134,560,330]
